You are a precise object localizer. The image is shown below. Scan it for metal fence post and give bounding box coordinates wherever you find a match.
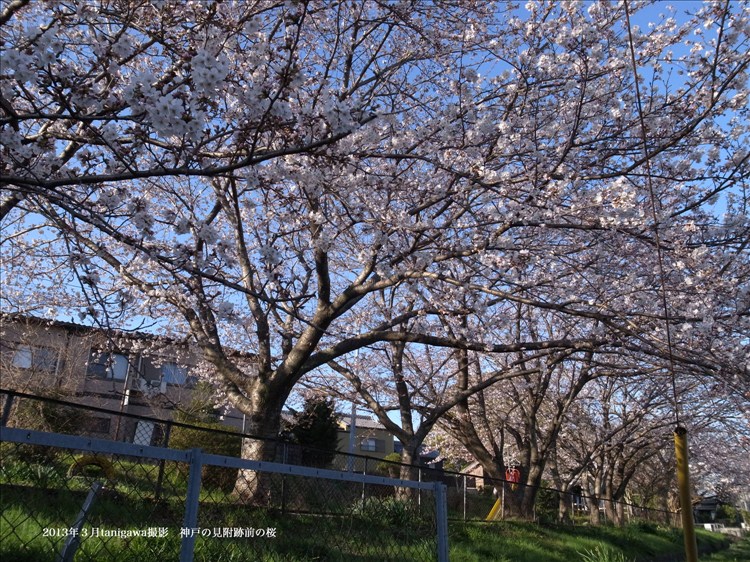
[180,448,203,562]
[59,481,102,562]
[1,392,15,426]
[571,493,575,524]
[434,482,449,562]
[155,421,173,502]
[281,442,288,514]
[501,482,505,520]
[362,457,368,504]
[418,467,422,511]
[463,474,467,522]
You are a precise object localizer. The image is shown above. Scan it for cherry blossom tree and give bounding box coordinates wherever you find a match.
[2,0,552,499]
[552,366,750,525]
[2,0,748,503]
[423,304,609,519]
[303,273,616,492]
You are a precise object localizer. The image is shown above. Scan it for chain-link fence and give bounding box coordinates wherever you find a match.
[0,390,393,473]
[436,472,680,527]
[1,389,680,532]
[0,426,447,561]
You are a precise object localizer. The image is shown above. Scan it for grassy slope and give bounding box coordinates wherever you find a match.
[449,521,733,562]
[701,537,750,562]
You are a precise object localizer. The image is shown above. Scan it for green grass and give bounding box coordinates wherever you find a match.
[2,484,737,561]
[701,536,750,562]
[0,464,435,562]
[448,520,733,562]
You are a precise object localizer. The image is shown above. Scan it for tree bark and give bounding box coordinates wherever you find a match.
[230,384,285,504]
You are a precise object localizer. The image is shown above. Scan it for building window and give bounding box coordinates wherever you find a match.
[88,350,129,381]
[360,438,384,453]
[162,362,187,386]
[11,345,59,372]
[137,357,163,386]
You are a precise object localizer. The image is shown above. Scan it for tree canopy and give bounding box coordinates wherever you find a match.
[1,0,748,504]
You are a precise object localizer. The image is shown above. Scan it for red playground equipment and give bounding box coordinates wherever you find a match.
[505,467,521,491]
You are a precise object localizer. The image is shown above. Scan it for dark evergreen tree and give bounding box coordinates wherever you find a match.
[287,397,340,468]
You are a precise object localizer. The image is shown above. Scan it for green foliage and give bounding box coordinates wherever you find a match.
[535,482,560,524]
[0,459,738,562]
[449,522,732,562]
[8,394,91,462]
[0,457,68,488]
[174,381,223,423]
[0,476,434,561]
[701,536,750,561]
[376,452,402,477]
[168,420,242,491]
[10,393,88,434]
[627,520,659,534]
[284,397,339,468]
[169,420,242,457]
[715,503,739,523]
[0,442,16,463]
[352,497,413,527]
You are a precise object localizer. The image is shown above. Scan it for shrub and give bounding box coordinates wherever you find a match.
[168,421,242,492]
[0,442,17,464]
[8,395,91,462]
[628,520,659,534]
[352,496,413,526]
[535,482,559,524]
[283,397,339,468]
[376,453,402,478]
[168,421,242,457]
[9,394,89,435]
[716,504,739,524]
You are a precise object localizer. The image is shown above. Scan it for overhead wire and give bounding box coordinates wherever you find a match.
[623,0,681,427]
[623,3,699,559]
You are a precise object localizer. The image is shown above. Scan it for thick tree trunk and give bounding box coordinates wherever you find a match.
[231,387,285,505]
[616,500,626,525]
[558,492,573,524]
[520,464,543,520]
[603,494,618,525]
[232,435,280,505]
[548,454,573,524]
[396,442,420,501]
[398,445,420,479]
[587,494,601,525]
[586,474,602,525]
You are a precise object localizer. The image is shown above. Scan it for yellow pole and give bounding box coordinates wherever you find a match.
[486,497,502,521]
[674,426,698,562]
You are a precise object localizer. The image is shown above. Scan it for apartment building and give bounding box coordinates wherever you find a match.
[0,314,252,444]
